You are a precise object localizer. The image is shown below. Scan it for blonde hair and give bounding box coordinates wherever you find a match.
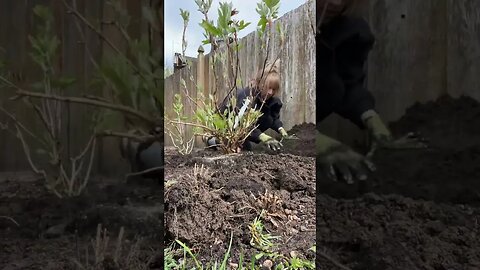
[249,60,281,92]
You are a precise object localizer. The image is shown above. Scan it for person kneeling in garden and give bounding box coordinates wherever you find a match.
[205,62,295,152]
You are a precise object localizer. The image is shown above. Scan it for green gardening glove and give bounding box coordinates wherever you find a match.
[278,127,299,141]
[259,133,283,151]
[362,110,428,157]
[317,131,376,184]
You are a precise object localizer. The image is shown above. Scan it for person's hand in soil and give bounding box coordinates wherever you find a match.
[362,110,428,157]
[278,127,299,141]
[317,131,376,184]
[259,133,283,151]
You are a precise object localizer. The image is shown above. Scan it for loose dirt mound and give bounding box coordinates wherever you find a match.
[0,174,162,269]
[316,194,480,270]
[164,149,315,262]
[317,95,480,269]
[249,123,316,157]
[282,123,316,157]
[319,95,480,205]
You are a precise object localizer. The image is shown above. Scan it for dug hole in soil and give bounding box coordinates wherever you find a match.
[317,95,480,270]
[164,124,316,264]
[0,172,163,269]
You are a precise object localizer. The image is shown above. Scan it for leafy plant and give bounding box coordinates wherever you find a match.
[249,210,281,252]
[95,0,163,131]
[0,5,95,197]
[165,94,195,155]
[256,0,280,35]
[166,0,286,154]
[0,1,164,197]
[171,232,234,270]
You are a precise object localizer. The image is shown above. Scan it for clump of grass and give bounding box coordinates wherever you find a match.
[72,224,155,270]
[165,232,233,270]
[249,210,280,252]
[164,214,316,270]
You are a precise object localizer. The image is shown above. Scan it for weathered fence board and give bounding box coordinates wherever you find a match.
[446,0,480,101]
[0,0,156,176]
[321,0,480,147]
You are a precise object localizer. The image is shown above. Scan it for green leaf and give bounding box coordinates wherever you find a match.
[36,148,48,155]
[51,76,76,90]
[96,110,125,131]
[30,81,45,91]
[98,56,132,106]
[179,8,190,22]
[200,20,222,37]
[238,20,251,31]
[254,252,264,260]
[217,2,233,31]
[33,5,53,22]
[257,17,268,33]
[213,115,226,131]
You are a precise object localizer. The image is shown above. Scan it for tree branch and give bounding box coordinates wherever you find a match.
[61,0,146,81]
[0,106,49,148]
[317,250,352,270]
[12,90,156,126]
[96,130,156,143]
[167,119,210,131]
[0,216,19,226]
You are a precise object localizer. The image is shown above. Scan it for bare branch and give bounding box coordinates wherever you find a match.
[61,0,137,73]
[76,136,96,196]
[96,130,156,143]
[82,95,111,103]
[69,0,100,70]
[167,119,211,131]
[0,216,19,226]
[0,106,49,148]
[14,125,49,181]
[125,166,163,181]
[30,102,56,141]
[317,250,352,270]
[12,90,157,126]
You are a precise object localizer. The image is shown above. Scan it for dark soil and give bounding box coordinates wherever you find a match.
[316,194,480,270]
[164,145,316,264]
[0,172,162,269]
[281,123,317,157]
[317,95,480,269]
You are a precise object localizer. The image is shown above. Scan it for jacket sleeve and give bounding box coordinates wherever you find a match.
[335,84,375,129]
[270,97,284,131]
[248,128,263,144]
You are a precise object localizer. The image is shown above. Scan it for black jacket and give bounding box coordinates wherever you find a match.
[317,15,376,129]
[220,87,283,143]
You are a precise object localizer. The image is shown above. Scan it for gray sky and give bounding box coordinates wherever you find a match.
[164,0,307,69]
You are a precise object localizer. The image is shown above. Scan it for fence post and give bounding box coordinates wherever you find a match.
[195,45,206,146]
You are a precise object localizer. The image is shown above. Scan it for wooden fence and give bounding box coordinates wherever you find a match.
[0,0,162,175]
[319,0,480,146]
[164,1,316,147]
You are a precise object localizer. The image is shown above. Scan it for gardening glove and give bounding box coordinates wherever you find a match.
[259,133,283,151]
[362,110,428,157]
[278,127,299,140]
[317,131,375,184]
